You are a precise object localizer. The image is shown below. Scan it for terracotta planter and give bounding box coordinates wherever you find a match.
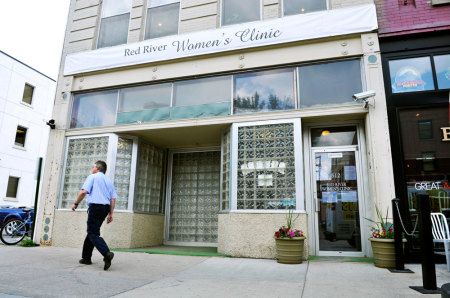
[369,238,406,268]
[275,237,305,264]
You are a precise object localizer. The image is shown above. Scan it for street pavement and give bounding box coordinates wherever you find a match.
[0,245,449,298]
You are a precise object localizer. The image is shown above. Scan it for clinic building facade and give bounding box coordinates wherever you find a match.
[35,0,395,259]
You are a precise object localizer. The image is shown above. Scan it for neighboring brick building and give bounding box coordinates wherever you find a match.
[0,51,55,208]
[36,0,395,260]
[375,0,450,260]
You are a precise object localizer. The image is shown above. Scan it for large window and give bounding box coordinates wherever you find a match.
[70,90,118,128]
[119,84,172,112]
[283,0,327,16]
[298,60,362,108]
[97,0,131,48]
[434,54,450,90]
[174,76,231,107]
[6,177,19,198]
[235,121,300,210]
[14,126,27,147]
[145,0,180,39]
[222,0,260,26]
[389,57,435,93]
[22,84,34,105]
[233,69,295,114]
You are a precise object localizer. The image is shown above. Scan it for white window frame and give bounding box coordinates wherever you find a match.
[144,0,181,40]
[230,118,304,213]
[281,0,329,17]
[58,133,137,212]
[96,0,132,49]
[220,0,263,27]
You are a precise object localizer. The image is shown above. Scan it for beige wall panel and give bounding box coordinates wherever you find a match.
[73,6,99,20]
[72,37,362,91]
[263,4,279,20]
[69,27,96,43]
[51,211,165,249]
[71,17,97,32]
[179,15,217,33]
[218,213,308,259]
[130,214,165,247]
[264,0,279,5]
[129,18,143,31]
[331,0,373,9]
[66,40,94,54]
[180,3,218,20]
[182,0,217,8]
[128,29,142,43]
[131,6,144,19]
[133,0,145,7]
[75,0,100,10]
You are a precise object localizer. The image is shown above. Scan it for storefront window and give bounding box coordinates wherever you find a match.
[298,60,362,108]
[70,91,118,128]
[236,123,296,209]
[134,141,165,213]
[222,0,260,26]
[389,57,435,93]
[283,0,327,16]
[233,69,295,115]
[434,54,450,90]
[61,137,109,209]
[145,0,180,39]
[399,107,450,236]
[119,84,171,112]
[173,76,231,107]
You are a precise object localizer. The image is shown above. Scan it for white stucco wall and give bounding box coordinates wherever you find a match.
[0,51,55,208]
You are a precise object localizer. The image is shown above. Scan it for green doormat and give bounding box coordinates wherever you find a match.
[308,256,374,263]
[112,245,231,257]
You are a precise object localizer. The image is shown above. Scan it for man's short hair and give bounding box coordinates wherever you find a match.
[95,160,107,173]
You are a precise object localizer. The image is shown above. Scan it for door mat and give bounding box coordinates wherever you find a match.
[112,245,231,257]
[309,256,374,263]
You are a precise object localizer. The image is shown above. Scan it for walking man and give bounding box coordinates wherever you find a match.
[72,160,116,270]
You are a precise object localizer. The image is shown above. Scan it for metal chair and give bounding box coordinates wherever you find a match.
[430,212,450,271]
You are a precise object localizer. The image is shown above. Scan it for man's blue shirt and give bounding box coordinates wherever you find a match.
[81,172,117,206]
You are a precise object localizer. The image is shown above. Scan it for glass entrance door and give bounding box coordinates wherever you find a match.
[313,149,362,253]
[166,150,220,246]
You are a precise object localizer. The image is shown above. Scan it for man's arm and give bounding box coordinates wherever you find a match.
[72,190,87,211]
[107,198,116,224]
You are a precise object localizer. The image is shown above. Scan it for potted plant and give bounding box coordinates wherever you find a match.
[366,205,406,268]
[274,208,305,264]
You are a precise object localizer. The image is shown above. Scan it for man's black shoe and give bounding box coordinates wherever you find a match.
[103,252,114,270]
[79,258,92,265]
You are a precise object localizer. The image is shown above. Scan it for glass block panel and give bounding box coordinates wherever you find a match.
[169,151,220,243]
[133,141,164,213]
[221,129,231,211]
[114,138,133,210]
[237,123,296,209]
[61,137,109,209]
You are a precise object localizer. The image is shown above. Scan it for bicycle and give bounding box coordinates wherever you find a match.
[0,209,33,245]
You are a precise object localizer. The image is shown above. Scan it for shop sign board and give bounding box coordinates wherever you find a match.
[64,4,377,75]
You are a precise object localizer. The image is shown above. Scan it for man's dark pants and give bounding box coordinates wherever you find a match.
[82,204,110,260]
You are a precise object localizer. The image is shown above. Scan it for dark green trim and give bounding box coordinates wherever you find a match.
[170,102,231,120]
[308,256,374,263]
[112,246,231,257]
[116,108,170,124]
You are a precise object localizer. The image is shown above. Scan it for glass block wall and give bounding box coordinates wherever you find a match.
[114,137,133,210]
[237,123,296,209]
[134,141,165,213]
[221,129,231,210]
[61,137,109,208]
[168,151,220,243]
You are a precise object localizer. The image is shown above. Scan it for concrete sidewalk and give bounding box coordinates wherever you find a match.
[0,246,448,298]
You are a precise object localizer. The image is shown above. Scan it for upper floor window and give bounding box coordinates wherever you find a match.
[22,83,34,105]
[70,90,118,128]
[222,0,260,26]
[283,0,327,16]
[145,0,180,39]
[97,0,132,49]
[15,126,27,147]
